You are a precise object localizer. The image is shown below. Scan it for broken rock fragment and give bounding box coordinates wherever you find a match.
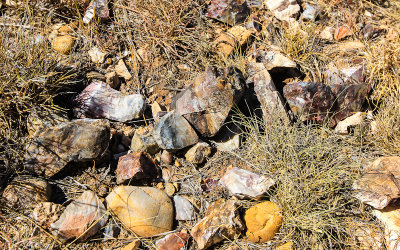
[174,195,196,220]
[88,46,107,64]
[32,202,64,230]
[215,26,254,58]
[130,133,160,155]
[334,112,365,134]
[206,0,251,25]
[25,119,110,177]
[253,50,297,71]
[265,0,300,22]
[83,0,110,24]
[51,191,108,241]
[74,81,145,122]
[191,198,244,249]
[116,152,160,184]
[373,204,400,249]
[185,141,212,164]
[155,231,191,250]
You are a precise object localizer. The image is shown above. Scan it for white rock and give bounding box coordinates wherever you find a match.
[265,0,300,22]
[174,196,195,220]
[335,112,365,134]
[373,205,400,249]
[115,59,132,80]
[88,46,107,64]
[256,50,297,70]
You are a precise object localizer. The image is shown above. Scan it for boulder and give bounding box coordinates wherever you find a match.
[53,35,75,55]
[130,133,160,155]
[220,167,275,199]
[206,0,250,25]
[74,81,145,122]
[51,191,108,241]
[115,152,160,184]
[191,199,244,249]
[155,231,191,250]
[244,201,283,243]
[32,202,64,230]
[152,111,199,150]
[265,0,300,22]
[106,186,174,237]
[171,66,245,137]
[174,195,195,220]
[185,141,212,164]
[25,119,110,177]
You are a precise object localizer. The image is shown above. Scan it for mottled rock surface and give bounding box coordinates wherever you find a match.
[215,26,254,57]
[174,195,195,220]
[265,0,300,22]
[27,107,69,138]
[116,152,160,184]
[130,133,160,155]
[206,0,250,25]
[155,231,191,250]
[185,141,212,164]
[32,202,64,230]
[253,50,296,71]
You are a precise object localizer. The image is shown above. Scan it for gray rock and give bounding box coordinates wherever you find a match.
[301,3,320,21]
[254,50,297,71]
[174,196,195,220]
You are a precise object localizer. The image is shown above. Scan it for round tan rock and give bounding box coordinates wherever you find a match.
[164,183,176,196]
[53,35,75,55]
[106,186,173,237]
[245,201,283,243]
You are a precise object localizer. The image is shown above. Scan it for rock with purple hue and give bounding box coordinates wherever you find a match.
[206,0,250,25]
[174,195,195,220]
[115,152,160,184]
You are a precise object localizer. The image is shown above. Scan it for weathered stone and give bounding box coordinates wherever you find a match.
[164,183,176,196]
[206,0,250,25]
[265,0,300,22]
[161,150,173,164]
[220,167,275,199]
[324,64,366,85]
[83,0,110,24]
[301,3,320,21]
[53,35,75,55]
[171,66,245,137]
[174,195,195,220]
[245,201,283,243]
[254,50,296,71]
[51,191,108,241]
[373,204,400,249]
[74,81,145,122]
[155,231,191,250]
[25,119,110,177]
[115,59,132,81]
[130,133,160,155]
[320,26,335,40]
[353,157,400,209]
[191,199,244,249]
[32,202,64,230]
[106,186,174,237]
[334,112,365,134]
[185,141,212,164]
[215,26,254,58]
[27,107,69,138]
[152,111,198,150]
[2,176,51,209]
[335,26,352,41]
[211,122,242,152]
[121,239,140,250]
[116,152,160,184]
[88,46,107,64]
[360,24,384,40]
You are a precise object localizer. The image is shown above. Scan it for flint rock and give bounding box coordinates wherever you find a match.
[25,119,110,177]
[191,198,244,249]
[206,0,250,25]
[174,195,195,220]
[171,66,245,137]
[152,111,198,150]
[253,50,297,71]
[334,112,365,134]
[27,107,69,138]
[32,202,64,230]
[156,231,191,250]
[116,152,160,184]
[51,191,108,241]
[185,141,212,164]
[130,133,160,155]
[106,186,174,237]
[265,0,300,22]
[74,81,145,122]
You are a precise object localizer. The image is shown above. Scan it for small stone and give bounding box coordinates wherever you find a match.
[32,202,64,230]
[373,204,400,249]
[174,195,195,220]
[211,122,242,152]
[152,111,199,150]
[334,112,365,134]
[151,101,165,123]
[130,133,160,155]
[215,26,254,58]
[245,201,283,243]
[53,35,75,55]
[106,186,174,237]
[175,160,182,167]
[105,71,120,89]
[277,241,294,250]
[162,167,174,182]
[320,26,335,40]
[253,50,296,71]
[155,231,190,250]
[121,239,140,250]
[116,152,160,184]
[74,81,146,122]
[360,24,384,40]
[161,150,173,164]
[220,167,275,199]
[115,59,132,80]
[156,182,165,190]
[335,26,352,41]
[83,0,110,24]
[191,199,244,249]
[51,191,108,241]
[88,46,107,64]
[185,141,212,164]
[206,0,251,25]
[2,176,51,209]
[265,0,300,22]
[301,3,320,21]
[164,183,176,196]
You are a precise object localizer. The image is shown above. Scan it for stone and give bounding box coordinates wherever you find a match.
[121,239,140,250]
[27,107,69,138]
[206,0,250,25]
[152,111,199,150]
[360,24,384,40]
[171,66,245,137]
[53,35,75,55]
[116,152,160,184]
[151,101,165,123]
[276,241,294,250]
[373,204,400,249]
[220,167,275,199]
[58,21,78,34]
[353,157,400,209]
[215,26,254,58]
[83,0,110,24]
[32,202,64,230]
[324,64,366,85]
[74,81,146,122]
[265,0,300,22]
[185,141,212,164]
[2,176,51,209]
[320,26,335,40]
[164,183,176,196]
[25,119,110,177]
[161,150,173,164]
[334,112,365,134]
[155,231,191,250]
[301,3,320,21]
[105,71,120,89]
[335,26,352,41]
[88,46,107,64]
[51,191,108,241]
[211,122,242,152]
[191,199,244,249]
[253,50,296,71]
[245,201,283,243]
[174,195,195,220]
[106,186,174,237]
[130,133,160,155]
[115,59,132,80]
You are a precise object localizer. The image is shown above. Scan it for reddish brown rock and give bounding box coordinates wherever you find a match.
[335,26,352,41]
[206,0,250,25]
[155,231,191,250]
[116,152,160,184]
[171,66,245,137]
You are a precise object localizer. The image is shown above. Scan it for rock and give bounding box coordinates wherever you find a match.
[265,0,300,22]
[25,119,110,177]
[174,195,195,220]
[206,0,250,25]
[185,141,212,164]
[191,198,244,249]
[151,101,165,123]
[161,150,173,164]
[245,201,283,243]
[88,46,107,64]
[115,59,132,80]
[335,26,352,41]
[53,35,75,55]
[83,0,110,24]
[32,202,64,230]
[164,183,176,196]
[105,71,120,89]
[152,111,198,150]
[334,112,365,134]
[301,3,320,21]
[373,204,400,249]
[324,64,366,85]
[276,241,294,250]
[121,239,140,250]
[73,81,146,122]
[155,231,191,250]
[253,50,296,71]
[220,167,275,199]
[211,122,242,152]
[360,24,384,40]
[116,152,160,184]
[106,186,174,237]
[2,176,51,209]
[130,133,160,155]
[171,66,245,137]
[51,191,108,241]
[58,21,78,34]
[215,26,254,58]
[27,107,69,138]
[320,26,335,40]
[353,157,400,209]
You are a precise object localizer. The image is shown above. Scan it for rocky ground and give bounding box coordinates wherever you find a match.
[0,0,400,249]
